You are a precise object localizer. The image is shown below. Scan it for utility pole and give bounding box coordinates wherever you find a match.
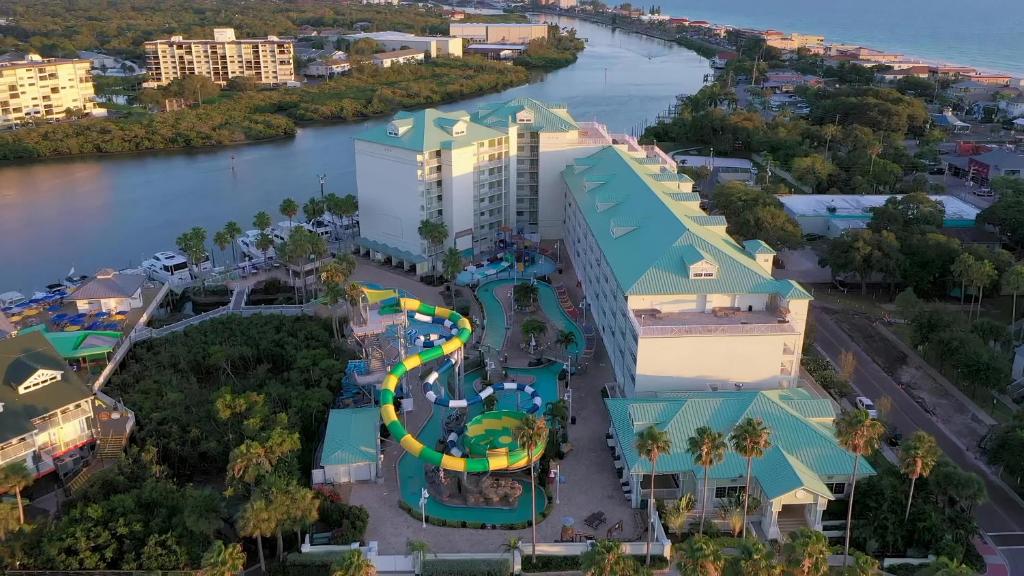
[318,173,327,200]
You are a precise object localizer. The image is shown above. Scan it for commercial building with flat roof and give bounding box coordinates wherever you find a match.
[449,22,550,44]
[0,55,98,127]
[777,194,980,237]
[344,31,463,58]
[564,146,811,396]
[371,49,425,68]
[143,27,295,87]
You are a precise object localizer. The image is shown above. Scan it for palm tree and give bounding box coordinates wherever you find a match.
[783,528,830,576]
[513,282,539,310]
[917,556,975,576]
[304,197,326,222]
[345,282,366,325]
[544,399,569,436]
[514,414,548,561]
[498,536,521,574]
[442,246,463,301]
[286,485,320,547]
[662,493,695,538]
[521,317,547,341]
[636,426,672,565]
[835,409,885,569]
[729,417,772,538]
[239,496,275,573]
[321,257,356,341]
[256,231,275,262]
[555,329,576,355]
[848,552,880,576]
[331,550,377,576]
[224,221,243,264]
[253,211,272,233]
[971,259,998,321]
[280,197,299,227]
[407,539,431,573]
[737,539,783,576]
[951,252,975,308]
[213,230,231,264]
[687,425,727,534]
[0,502,19,542]
[176,226,208,273]
[580,540,630,576]
[200,540,246,576]
[1003,264,1024,342]
[418,219,449,275]
[0,462,33,524]
[677,534,724,576]
[900,431,941,521]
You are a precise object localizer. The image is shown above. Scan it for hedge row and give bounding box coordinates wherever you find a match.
[422,558,511,576]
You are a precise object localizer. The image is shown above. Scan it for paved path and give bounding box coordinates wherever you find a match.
[813,308,1024,576]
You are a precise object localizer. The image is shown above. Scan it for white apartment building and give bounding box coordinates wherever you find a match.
[344,31,463,58]
[0,55,98,127]
[563,146,811,396]
[354,99,624,272]
[0,332,96,478]
[143,27,295,87]
[449,22,550,44]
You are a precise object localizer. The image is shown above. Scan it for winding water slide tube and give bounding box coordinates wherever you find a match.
[375,293,545,473]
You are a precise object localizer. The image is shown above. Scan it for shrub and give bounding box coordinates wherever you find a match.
[522,555,580,572]
[319,500,369,545]
[421,558,510,576]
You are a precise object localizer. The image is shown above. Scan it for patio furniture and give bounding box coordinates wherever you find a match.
[584,511,607,529]
[64,325,81,332]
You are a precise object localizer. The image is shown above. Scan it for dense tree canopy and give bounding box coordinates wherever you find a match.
[711,182,803,249]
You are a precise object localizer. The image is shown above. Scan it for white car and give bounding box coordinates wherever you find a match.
[974,187,994,197]
[855,396,878,419]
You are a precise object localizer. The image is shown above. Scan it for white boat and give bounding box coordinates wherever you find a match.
[307,218,335,240]
[322,212,359,237]
[141,251,194,286]
[237,229,278,261]
[0,291,27,308]
[276,220,316,240]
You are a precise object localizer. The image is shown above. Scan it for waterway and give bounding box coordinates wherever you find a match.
[655,0,1024,77]
[0,16,709,293]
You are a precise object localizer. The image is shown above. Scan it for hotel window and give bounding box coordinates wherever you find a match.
[714,485,745,499]
[825,482,846,496]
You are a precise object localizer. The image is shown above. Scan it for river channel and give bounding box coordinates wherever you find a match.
[0,16,708,292]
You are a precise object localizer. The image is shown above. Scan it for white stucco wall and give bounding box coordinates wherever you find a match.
[324,461,376,483]
[536,133,604,239]
[355,140,423,256]
[443,144,478,253]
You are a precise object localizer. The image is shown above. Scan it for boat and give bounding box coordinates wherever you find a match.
[307,218,335,240]
[237,229,278,261]
[141,251,194,286]
[0,291,27,308]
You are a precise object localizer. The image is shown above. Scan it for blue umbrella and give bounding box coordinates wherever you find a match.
[46,304,62,312]
[1,306,14,313]
[102,322,121,331]
[52,313,69,322]
[71,313,88,320]
[69,316,86,325]
[94,311,110,319]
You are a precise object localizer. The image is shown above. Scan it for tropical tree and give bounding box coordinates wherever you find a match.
[514,414,548,561]
[544,399,569,436]
[213,230,232,263]
[346,282,366,325]
[915,556,975,576]
[407,539,431,573]
[521,317,547,342]
[256,231,275,262]
[330,550,377,576]
[847,551,880,576]
[661,493,695,537]
[498,536,521,574]
[970,258,998,320]
[737,539,784,576]
[687,425,727,534]
[442,246,463,300]
[303,197,326,222]
[176,226,208,272]
[200,540,246,576]
[951,252,975,308]
[555,329,577,355]
[636,426,672,565]
[900,431,941,521]
[417,219,448,275]
[223,221,243,264]
[729,417,771,538]
[238,496,275,573]
[513,282,539,310]
[227,430,300,486]
[253,211,272,232]
[321,254,357,340]
[280,197,299,226]
[835,409,885,569]
[0,462,33,525]
[677,534,724,576]
[580,539,637,576]
[783,528,830,576]
[0,502,19,542]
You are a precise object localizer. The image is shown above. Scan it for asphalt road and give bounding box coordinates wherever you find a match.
[813,308,1024,575]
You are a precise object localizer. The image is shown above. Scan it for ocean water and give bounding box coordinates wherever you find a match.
[653,0,1024,76]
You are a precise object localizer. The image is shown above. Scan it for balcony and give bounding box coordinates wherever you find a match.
[630,308,799,338]
[638,474,683,500]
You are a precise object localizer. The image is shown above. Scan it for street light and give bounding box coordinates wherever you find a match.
[419,487,429,528]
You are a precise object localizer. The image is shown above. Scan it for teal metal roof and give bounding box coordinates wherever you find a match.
[605,389,872,500]
[320,408,380,466]
[357,237,427,264]
[357,109,507,152]
[692,215,728,228]
[473,97,578,133]
[562,147,812,300]
[743,239,777,255]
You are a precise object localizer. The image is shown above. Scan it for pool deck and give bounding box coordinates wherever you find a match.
[348,254,637,554]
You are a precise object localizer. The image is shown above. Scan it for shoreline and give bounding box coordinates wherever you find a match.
[538,8,1020,79]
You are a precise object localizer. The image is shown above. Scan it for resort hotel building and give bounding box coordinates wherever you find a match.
[0,54,98,127]
[143,27,295,88]
[353,98,624,272]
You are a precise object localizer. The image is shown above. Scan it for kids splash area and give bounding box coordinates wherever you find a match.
[346,273,591,527]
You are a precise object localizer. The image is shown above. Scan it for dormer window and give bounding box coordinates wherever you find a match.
[451,120,467,136]
[516,111,534,124]
[681,245,717,279]
[17,369,63,394]
[387,119,412,137]
[689,260,717,279]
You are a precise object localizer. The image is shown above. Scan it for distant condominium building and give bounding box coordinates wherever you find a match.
[763,31,825,52]
[562,146,811,395]
[0,54,98,127]
[353,98,622,273]
[344,31,463,58]
[143,27,295,88]
[449,22,550,44]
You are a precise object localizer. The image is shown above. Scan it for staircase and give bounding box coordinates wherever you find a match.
[95,433,127,460]
[64,458,115,496]
[775,514,809,537]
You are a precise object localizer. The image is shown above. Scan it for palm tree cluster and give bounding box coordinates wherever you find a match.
[951,252,999,320]
[176,226,209,272]
[514,414,549,562]
[320,253,359,341]
[278,226,328,302]
[0,462,33,539]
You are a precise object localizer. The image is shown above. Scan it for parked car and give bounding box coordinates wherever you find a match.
[974,187,994,197]
[927,166,946,175]
[886,427,902,447]
[855,396,878,418]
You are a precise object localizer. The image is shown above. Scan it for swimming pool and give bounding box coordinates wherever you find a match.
[475,279,584,358]
[396,363,562,524]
